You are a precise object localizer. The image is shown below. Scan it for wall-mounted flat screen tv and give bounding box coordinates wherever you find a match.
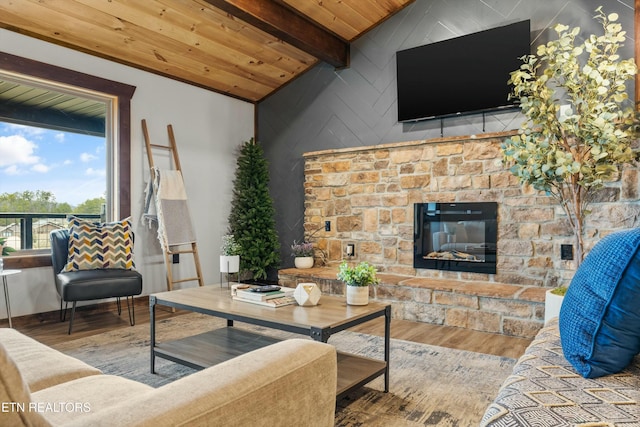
[396,20,530,122]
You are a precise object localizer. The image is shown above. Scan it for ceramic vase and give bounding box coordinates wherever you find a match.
[294,256,314,269]
[346,285,369,305]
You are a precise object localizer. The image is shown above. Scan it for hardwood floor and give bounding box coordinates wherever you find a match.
[4,297,532,359]
[5,297,179,347]
[350,317,531,359]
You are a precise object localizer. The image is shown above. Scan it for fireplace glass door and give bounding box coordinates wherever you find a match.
[414,202,497,274]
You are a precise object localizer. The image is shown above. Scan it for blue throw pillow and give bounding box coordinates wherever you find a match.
[559,228,640,378]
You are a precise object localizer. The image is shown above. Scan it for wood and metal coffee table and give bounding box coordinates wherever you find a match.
[149,285,390,399]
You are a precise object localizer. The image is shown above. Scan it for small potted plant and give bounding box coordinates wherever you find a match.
[337,261,379,305]
[220,234,241,273]
[291,240,314,269]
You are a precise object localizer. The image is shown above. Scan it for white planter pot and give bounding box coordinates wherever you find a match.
[545,289,565,324]
[294,256,314,269]
[346,285,369,306]
[220,255,240,273]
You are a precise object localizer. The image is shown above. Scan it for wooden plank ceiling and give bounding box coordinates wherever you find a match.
[0,0,413,103]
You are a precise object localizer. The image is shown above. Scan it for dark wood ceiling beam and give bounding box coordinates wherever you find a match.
[203,0,349,68]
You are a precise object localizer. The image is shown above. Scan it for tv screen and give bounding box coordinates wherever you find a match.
[396,20,530,122]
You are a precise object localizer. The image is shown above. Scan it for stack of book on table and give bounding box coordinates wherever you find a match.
[232,286,297,307]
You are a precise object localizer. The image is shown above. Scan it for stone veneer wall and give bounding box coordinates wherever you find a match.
[303,131,640,288]
[291,131,639,337]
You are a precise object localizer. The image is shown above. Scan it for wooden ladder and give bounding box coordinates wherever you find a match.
[141,119,204,291]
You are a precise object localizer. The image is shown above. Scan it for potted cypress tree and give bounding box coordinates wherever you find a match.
[219,234,241,274]
[227,139,280,281]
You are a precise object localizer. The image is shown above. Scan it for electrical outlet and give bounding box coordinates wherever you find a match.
[346,243,355,257]
[560,244,573,260]
[325,220,331,232]
[172,254,179,264]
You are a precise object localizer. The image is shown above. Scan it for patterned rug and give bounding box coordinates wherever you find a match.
[51,313,515,426]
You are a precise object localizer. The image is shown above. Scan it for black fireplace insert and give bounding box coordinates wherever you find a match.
[413,202,497,274]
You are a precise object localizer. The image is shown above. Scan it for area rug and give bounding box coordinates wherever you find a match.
[51,313,515,426]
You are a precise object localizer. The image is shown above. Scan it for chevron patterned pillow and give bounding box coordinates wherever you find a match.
[64,216,136,271]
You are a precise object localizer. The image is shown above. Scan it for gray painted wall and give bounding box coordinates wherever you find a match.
[258,0,635,270]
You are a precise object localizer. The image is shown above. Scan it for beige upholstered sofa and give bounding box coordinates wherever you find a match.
[0,328,337,426]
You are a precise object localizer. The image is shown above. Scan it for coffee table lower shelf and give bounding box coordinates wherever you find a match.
[152,327,387,399]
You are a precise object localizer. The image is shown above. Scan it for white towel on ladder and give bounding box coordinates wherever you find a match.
[143,167,196,252]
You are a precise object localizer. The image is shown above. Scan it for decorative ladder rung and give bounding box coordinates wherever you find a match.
[172,277,201,284]
[168,249,197,255]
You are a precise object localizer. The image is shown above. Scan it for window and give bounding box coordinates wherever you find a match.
[0,52,135,268]
[0,78,110,250]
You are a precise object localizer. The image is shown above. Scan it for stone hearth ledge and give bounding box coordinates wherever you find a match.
[279,267,547,339]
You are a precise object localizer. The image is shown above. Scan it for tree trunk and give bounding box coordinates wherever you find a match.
[574,219,584,268]
[569,184,585,269]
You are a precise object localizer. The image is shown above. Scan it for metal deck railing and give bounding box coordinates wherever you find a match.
[0,213,102,250]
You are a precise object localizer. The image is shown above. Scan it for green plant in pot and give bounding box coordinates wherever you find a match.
[291,240,314,269]
[502,7,639,268]
[290,240,313,257]
[220,234,241,274]
[221,234,241,255]
[550,286,567,297]
[337,261,379,305]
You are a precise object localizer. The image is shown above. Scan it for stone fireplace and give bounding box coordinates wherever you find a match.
[280,131,640,338]
[302,131,639,287]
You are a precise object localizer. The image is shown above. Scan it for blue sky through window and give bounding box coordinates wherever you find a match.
[0,122,105,207]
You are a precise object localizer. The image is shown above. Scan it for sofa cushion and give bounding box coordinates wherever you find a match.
[31,374,152,426]
[559,228,640,378]
[0,341,50,427]
[64,216,135,272]
[55,269,143,301]
[57,338,337,427]
[0,328,101,392]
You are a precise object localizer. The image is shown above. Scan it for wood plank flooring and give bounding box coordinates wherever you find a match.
[350,317,531,359]
[4,297,532,359]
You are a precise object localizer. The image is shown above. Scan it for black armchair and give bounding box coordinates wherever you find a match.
[50,229,143,334]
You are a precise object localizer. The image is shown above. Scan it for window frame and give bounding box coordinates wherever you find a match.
[0,52,136,269]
